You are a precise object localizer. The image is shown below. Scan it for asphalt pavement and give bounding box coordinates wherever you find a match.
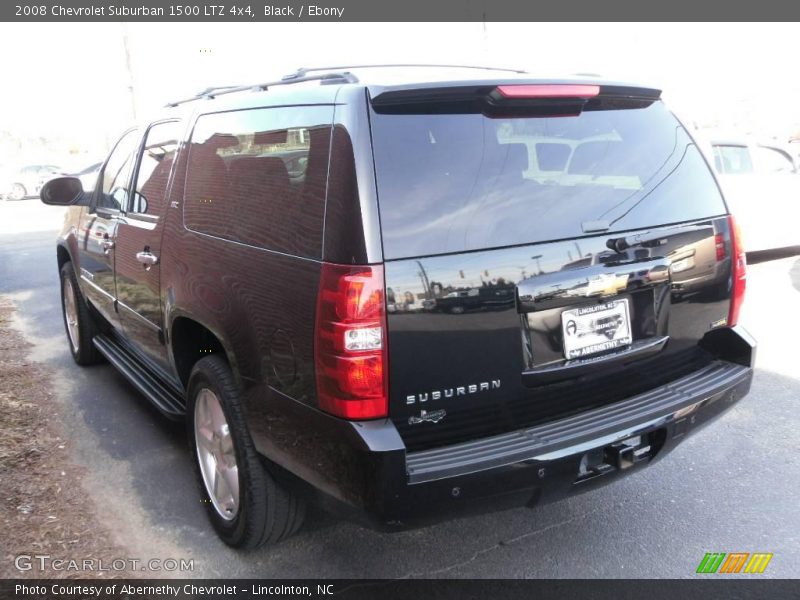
[1,199,798,578]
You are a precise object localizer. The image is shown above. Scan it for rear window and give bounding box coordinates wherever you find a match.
[184,106,333,259]
[371,101,726,259]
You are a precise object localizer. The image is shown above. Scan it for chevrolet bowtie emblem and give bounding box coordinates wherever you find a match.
[586,273,629,297]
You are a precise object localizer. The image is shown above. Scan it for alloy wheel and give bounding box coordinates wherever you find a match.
[62,277,80,353]
[194,388,240,520]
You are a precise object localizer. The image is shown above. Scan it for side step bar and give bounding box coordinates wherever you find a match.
[93,334,186,419]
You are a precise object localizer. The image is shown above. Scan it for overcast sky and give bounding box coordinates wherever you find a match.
[1,22,798,160]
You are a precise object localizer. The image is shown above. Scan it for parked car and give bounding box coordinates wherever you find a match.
[703,135,800,252]
[3,163,64,200]
[40,66,754,549]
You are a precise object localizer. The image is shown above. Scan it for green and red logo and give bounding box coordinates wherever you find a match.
[696,552,773,574]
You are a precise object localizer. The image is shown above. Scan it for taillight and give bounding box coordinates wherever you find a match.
[314,263,388,419]
[495,84,600,99]
[727,215,747,327]
[714,233,726,262]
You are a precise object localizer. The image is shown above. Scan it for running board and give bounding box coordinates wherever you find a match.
[93,334,186,419]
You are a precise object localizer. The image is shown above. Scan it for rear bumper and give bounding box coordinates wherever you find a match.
[406,359,746,485]
[273,328,755,530]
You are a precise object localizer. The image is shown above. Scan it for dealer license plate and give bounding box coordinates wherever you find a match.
[560,299,632,360]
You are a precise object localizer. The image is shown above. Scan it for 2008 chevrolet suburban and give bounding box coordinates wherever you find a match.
[40,65,755,549]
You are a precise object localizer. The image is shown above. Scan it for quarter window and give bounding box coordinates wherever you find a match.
[184,106,333,258]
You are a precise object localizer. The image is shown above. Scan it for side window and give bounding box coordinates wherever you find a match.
[755,146,795,173]
[131,121,182,216]
[714,145,754,175]
[98,129,140,211]
[183,106,333,259]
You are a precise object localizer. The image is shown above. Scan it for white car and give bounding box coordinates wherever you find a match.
[704,136,800,252]
[2,164,64,200]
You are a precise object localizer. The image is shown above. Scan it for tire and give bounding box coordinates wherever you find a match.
[710,273,733,301]
[9,183,27,200]
[187,355,305,549]
[60,262,102,365]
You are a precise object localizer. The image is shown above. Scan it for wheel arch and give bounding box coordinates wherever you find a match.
[169,314,240,390]
[56,243,71,271]
[56,228,82,273]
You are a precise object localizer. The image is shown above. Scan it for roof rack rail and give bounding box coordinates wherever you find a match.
[165,85,244,107]
[164,71,358,108]
[164,64,528,108]
[282,64,527,80]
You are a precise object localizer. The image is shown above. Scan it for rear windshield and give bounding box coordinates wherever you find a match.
[370,101,726,259]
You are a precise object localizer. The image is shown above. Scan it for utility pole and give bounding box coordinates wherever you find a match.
[121,23,137,122]
[531,254,543,275]
[416,260,432,299]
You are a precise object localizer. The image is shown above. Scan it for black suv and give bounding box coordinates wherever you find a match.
[41,66,755,549]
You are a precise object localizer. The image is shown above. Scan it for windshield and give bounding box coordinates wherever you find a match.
[370,101,726,259]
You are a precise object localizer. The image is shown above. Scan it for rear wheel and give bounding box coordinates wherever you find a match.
[60,262,102,365]
[709,273,733,301]
[187,355,305,549]
[9,183,26,200]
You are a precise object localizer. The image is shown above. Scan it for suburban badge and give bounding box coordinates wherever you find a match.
[406,379,501,405]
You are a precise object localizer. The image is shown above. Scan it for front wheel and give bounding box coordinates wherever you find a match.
[187,355,305,549]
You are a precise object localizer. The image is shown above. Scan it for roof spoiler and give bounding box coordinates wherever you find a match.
[370,82,662,115]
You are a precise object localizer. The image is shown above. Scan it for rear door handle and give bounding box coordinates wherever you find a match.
[136,251,159,268]
[101,239,115,251]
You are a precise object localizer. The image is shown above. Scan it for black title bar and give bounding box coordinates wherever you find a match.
[3,0,800,21]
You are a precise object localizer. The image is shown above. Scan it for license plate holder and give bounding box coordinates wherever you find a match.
[561,299,632,360]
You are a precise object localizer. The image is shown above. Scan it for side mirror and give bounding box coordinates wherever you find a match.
[40,177,87,206]
[132,191,148,214]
